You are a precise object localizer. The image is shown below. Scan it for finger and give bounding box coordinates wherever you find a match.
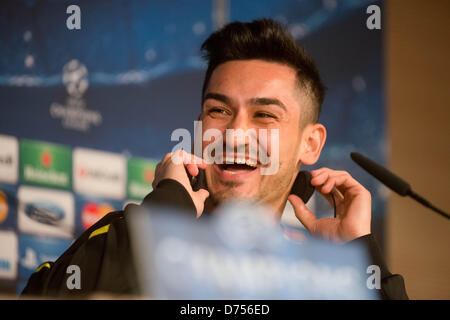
[322,173,364,196]
[194,189,210,218]
[196,188,209,201]
[181,150,207,168]
[288,194,317,233]
[311,169,352,193]
[183,155,206,176]
[152,160,165,188]
[181,150,196,164]
[185,163,199,177]
[310,171,329,186]
[310,169,345,188]
[162,152,173,162]
[311,168,347,180]
[152,176,160,189]
[169,150,184,165]
[310,167,330,177]
[320,173,347,194]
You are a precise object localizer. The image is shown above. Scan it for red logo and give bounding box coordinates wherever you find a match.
[143,169,154,184]
[41,151,52,168]
[81,201,114,229]
[79,167,86,177]
[0,190,8,223]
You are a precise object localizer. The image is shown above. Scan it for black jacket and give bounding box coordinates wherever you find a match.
[21,179,409,299]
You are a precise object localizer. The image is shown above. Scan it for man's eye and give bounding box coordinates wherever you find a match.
[209,107,229,115]
[255,112,276,119]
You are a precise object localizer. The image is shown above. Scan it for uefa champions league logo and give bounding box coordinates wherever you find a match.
[62,59,88,99]
[49,59,102,132]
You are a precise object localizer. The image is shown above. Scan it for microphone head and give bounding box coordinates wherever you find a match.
[350,152,411,196]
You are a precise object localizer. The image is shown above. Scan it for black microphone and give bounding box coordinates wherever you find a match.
[350,152,449,220]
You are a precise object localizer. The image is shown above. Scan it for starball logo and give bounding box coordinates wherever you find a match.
[49,59,102,132]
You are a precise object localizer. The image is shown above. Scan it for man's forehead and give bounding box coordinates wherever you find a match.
[210,60,297,84]
[205,60,301,104]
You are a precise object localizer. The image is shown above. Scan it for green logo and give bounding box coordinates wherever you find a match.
[127,157,157,200]
[19,139,71,189]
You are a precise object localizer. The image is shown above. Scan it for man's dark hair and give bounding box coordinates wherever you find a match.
[200,18,325,123]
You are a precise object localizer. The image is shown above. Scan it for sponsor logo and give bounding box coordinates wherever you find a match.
[20,247,60,272]
[81,201,114,229]
[0,155,13,166]
[73,148,126,200]
[20,247,38,271]
[127,157,157,200]
[18,234,71,280]
[18,186,74,238]
[41,151,52,167]
[24,201,65,226]
[20,139,71,189]
[0,259,11,272]
[0,135,18,184]
[78,167,120,182]
[49,59,102,132]
[0,231,18,280]
[0,190,8,223]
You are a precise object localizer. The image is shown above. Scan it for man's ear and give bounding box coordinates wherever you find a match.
[299,123,327,165]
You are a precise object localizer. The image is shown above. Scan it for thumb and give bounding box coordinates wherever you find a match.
[194,189,210,218]
[288,194,317,233]
[195,188,210,202]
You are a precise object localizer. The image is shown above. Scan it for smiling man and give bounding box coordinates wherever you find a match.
[21,19,408,299]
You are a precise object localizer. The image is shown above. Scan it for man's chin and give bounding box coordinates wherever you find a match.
[209,185,257,206]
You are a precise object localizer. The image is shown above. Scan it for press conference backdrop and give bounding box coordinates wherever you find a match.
[0,0,384,295]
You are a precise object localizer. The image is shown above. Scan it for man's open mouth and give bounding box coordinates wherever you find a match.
[217,158,258,174]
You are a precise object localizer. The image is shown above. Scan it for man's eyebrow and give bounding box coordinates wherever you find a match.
[203,93,287,112]
[202,92,233,106]
[248,97,287,112]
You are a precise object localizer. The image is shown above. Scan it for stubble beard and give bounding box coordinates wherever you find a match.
[206,161,296,214]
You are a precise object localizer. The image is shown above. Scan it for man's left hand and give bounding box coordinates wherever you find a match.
[288,168,371,243]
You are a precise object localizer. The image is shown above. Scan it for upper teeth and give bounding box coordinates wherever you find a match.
[244,159,257,167]
[222,156,257,167]
[234,158,257,167]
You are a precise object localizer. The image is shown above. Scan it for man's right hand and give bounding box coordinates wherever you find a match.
[152,150,209,217]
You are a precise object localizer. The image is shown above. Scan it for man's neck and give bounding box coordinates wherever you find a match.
[203,195,287,221]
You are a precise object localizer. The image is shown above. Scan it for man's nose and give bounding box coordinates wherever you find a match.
[227,110,250,131]
[225,110,255,148]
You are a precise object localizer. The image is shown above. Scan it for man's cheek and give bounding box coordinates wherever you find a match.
[260,129,280,176]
